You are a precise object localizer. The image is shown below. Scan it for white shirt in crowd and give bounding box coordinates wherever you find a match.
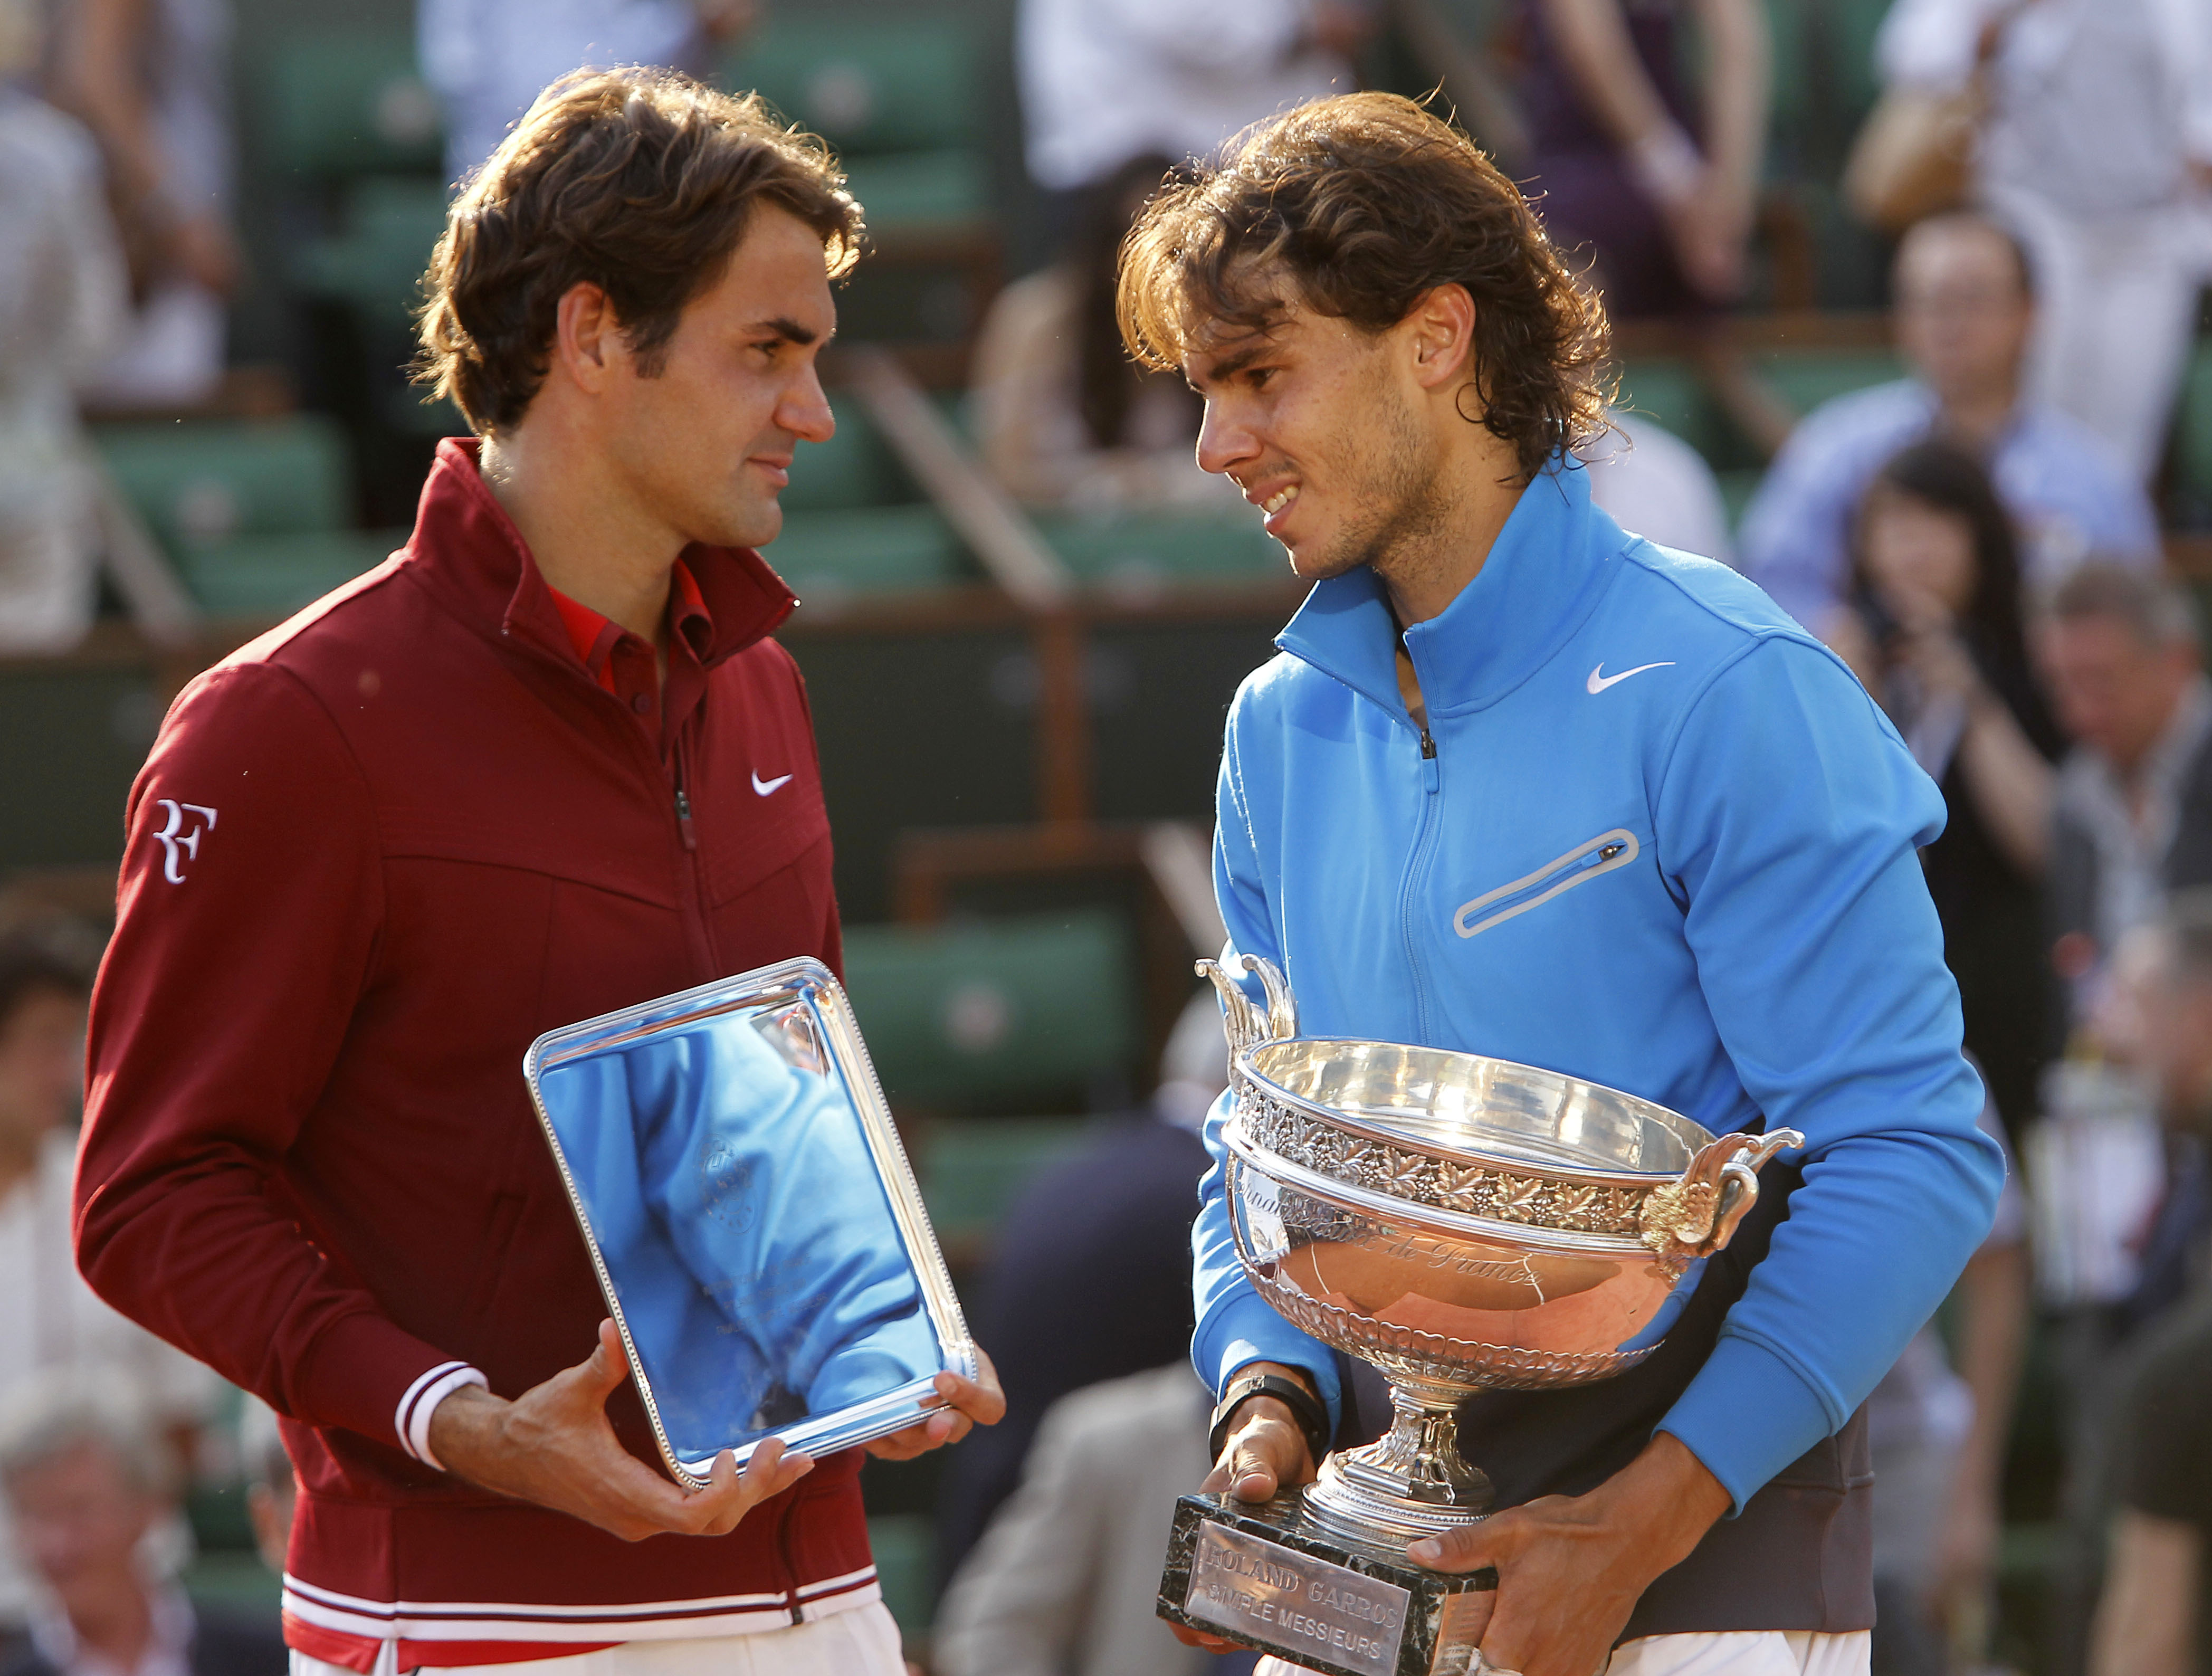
[1016,0,1352,192]
[417,0,711,185]
[0,87,126,653]
[1576,416,1738,569]
[1876,0,2212,481]
[29,1588,195,1676]
[0,1129,220,1621]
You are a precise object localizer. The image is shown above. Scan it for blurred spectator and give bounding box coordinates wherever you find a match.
[47,0,237,410]
[1827,442,2063,1139]
[419,0,761,187]
[934,1362,1214,1676]
[1867,1089,2029,1676]
[1740,214,2160,631]
[0,0,127,654]
[2085,888,2212,1676]
[973,154,1235,511]
[0,1373,284,1676]
[1875,0,2212,483]
[0,931,217,1625]
[1016,0,1367,221]
[1576,414,1736,565]
[1515,0,1769,317]
[231,1402,290,1578]
[934,994,1223,1592]
[2043,565,2212,1022]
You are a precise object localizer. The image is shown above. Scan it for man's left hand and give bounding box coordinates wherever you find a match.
[1406,1433,1731,1676]
[863,1350,1004,1460]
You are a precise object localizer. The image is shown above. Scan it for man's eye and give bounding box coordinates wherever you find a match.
[1246,368,1276,389]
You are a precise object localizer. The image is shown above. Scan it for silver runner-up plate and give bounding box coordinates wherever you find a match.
[524,957,978,1489]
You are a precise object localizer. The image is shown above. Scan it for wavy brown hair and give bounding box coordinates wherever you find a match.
[415,68,864,435]
[1117,93,1613,483]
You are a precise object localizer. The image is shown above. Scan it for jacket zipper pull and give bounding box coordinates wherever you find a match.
[1419,729,1439,791]
[1419,730,1436,760]
[674,787,698,852]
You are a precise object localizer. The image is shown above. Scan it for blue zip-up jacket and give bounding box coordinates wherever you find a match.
[1195,461,2005,1511]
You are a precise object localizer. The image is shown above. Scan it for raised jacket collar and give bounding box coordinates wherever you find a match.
[402,436,798,673]
[1275,459,1621,722]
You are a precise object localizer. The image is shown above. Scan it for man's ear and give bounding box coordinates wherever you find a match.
[552,281,623,395]
[1406,283,1476,393]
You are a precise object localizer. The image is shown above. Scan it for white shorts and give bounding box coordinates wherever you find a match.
[1258,1627,1872,1676]
[289,1602,906,1676]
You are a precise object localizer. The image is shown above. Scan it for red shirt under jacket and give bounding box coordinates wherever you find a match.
[78,439,873,1671]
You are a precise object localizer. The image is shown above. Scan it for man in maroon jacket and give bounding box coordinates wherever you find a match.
[74,67,1001,1676]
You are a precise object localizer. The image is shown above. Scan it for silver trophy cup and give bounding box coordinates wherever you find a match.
[1158,956,1800,1676]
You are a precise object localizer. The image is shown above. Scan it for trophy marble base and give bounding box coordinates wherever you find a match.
[1158,1492,1497,1676]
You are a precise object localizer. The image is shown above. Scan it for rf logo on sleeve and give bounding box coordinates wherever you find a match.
[152,800,219,883]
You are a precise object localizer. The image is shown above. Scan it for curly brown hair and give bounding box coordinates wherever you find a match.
[415,68,864,435]
[1117,93,1613,483]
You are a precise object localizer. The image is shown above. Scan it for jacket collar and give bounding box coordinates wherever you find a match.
[1275,458,1625,721]
[403,437,797,671]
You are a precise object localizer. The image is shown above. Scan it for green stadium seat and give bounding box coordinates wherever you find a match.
[865,1514,936,1631]
[1755,348,1905,418]
[0,661,164,870]
[173,531,397,618]
[769,507,972,598]
[96,417,352,555]
[255,28,444,181]
[780,401,918,512]
[1612,361,1729,462]
[916,1117,1094,1248]
[843,150,991,230]
[1036,509,1284,587]
[1762,0,1810,159]
[840,911,1139,1111]
[2173,340,2212,505]
[182,1551,282,1617]
[290,176,450,334]
[1716,468,1764,535]
[722,18,981,155]
[1827,0,1893,136]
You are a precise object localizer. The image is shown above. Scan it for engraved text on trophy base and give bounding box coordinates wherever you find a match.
[1184,1521,1410,1676]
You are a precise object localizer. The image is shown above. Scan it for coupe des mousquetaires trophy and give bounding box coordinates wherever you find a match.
[1156,956,1799,1676]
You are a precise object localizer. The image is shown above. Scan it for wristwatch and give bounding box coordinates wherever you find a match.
[1208,1371,1331,1470]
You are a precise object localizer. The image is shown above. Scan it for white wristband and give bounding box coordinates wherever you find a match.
[397,1361,489,1471]
[1626,122,1704,207]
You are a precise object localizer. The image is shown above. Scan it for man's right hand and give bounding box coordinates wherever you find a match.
[1167,1361,1322,1653]
[426,1319,813,1542]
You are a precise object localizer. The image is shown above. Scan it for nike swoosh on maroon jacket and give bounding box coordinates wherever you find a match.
[79,437,878,1670]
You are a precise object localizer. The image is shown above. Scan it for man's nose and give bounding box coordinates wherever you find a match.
[1195,401,1257,478]
[782,360,836,445]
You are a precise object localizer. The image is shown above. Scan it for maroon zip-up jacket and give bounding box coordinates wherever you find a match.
[78,439,875,1670]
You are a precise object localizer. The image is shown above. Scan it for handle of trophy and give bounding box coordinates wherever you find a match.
[1196,958,1265,1059]
[1706,1128,1807,1253]
[1241,954,1301,1042]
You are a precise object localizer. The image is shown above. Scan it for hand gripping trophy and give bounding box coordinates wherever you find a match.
[1156,956,1800,1676]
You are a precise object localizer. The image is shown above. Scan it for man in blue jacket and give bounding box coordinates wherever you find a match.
[1117,93,2005,1676]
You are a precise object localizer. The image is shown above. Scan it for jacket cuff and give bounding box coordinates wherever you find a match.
[291,1311,478,1456]
[1201,1294,1343,1434]
[1656,1331,1839,1515]
[400,1363,490,1470]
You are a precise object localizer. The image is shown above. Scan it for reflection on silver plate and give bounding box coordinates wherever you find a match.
[524,958,978,1488]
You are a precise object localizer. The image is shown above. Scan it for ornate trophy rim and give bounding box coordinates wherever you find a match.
[1223,1108,1667,1259]
[1242,1036,1720,1189]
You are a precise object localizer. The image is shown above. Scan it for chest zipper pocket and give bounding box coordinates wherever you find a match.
[1453,828,1641,939]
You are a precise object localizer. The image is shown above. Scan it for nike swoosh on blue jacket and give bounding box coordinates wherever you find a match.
[1194,459,2006,1512]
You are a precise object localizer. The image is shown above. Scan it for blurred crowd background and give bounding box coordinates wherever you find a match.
[1,1,2209,1675]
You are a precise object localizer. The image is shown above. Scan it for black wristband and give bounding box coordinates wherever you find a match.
[1209,1371,1330,1469]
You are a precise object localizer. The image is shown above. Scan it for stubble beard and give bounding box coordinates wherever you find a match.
[1300,383,1455,592]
